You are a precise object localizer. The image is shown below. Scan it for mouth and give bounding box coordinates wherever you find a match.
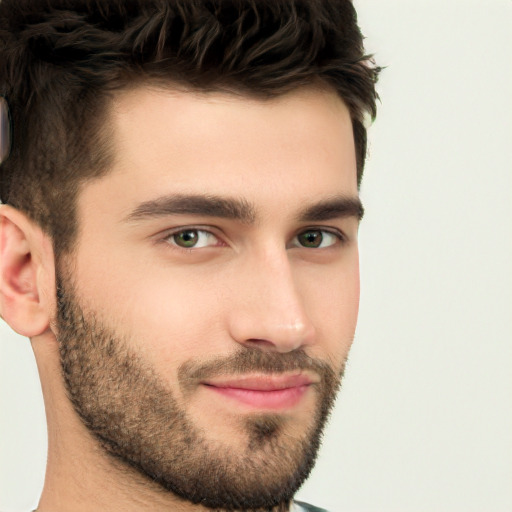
[201,374,315,410]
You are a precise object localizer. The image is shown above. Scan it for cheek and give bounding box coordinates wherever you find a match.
[125,273,229,370]
[73,238,360,379]
[300,255,360,356]
[73,250,227,374]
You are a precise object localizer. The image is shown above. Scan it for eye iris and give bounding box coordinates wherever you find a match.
[174,230,198,248]
[299,230,323,248]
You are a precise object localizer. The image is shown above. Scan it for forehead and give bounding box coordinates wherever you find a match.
[80,85,357,221]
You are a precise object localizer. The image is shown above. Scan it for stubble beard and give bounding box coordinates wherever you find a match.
[55,271,344,511]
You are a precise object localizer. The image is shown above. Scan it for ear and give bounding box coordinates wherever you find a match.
[0,205,54,337]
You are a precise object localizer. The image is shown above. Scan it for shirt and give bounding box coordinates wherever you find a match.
[292,500,329,511]
[29,500,328,512]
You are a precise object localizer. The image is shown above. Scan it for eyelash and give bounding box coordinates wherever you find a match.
[159,226,347,252]
[292,228,347,249]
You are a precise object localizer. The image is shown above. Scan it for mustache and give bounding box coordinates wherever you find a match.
[177,347,341,393]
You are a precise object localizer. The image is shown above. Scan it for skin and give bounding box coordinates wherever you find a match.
[0,85,360,511]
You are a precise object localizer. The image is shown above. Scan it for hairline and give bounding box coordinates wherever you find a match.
[55,78,357,258]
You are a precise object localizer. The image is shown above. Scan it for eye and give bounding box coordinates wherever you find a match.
[165,229,220,249]
[294,229,342,249]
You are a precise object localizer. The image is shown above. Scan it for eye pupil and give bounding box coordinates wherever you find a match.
[174,230,198,247]
[299,230,323,248]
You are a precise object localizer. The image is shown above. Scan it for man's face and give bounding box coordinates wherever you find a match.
[55,86,360,509]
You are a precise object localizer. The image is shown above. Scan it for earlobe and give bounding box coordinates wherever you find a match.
[0,205,52,337]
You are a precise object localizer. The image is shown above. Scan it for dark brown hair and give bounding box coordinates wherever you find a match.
[0,0,379,254]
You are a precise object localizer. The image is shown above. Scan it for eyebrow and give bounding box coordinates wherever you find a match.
[123,193,363,224]
[124,194,256,224]
[299,196,364,222]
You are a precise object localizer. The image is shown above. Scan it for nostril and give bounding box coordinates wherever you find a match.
[244,338,276,349]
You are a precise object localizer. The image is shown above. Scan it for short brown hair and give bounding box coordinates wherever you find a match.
[0,0,379,254]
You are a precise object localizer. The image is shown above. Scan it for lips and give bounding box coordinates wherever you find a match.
[201,374,314,410]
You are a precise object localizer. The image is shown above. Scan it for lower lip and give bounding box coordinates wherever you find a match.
[203,384,310,410]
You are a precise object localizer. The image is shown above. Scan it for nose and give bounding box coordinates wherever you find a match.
[227,248,316,353]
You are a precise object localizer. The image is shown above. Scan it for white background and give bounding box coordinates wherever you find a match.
[1,1,511,511]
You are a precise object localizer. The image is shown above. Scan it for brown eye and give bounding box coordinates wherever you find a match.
[295,230,340,249]
[167,229,220,249]
[298,230,323,248]
[173,229,199,248]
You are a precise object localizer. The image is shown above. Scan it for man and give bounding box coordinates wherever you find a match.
[0,1,379,511]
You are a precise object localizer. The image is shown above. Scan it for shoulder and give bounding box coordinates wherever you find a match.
[292,500,330,512]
